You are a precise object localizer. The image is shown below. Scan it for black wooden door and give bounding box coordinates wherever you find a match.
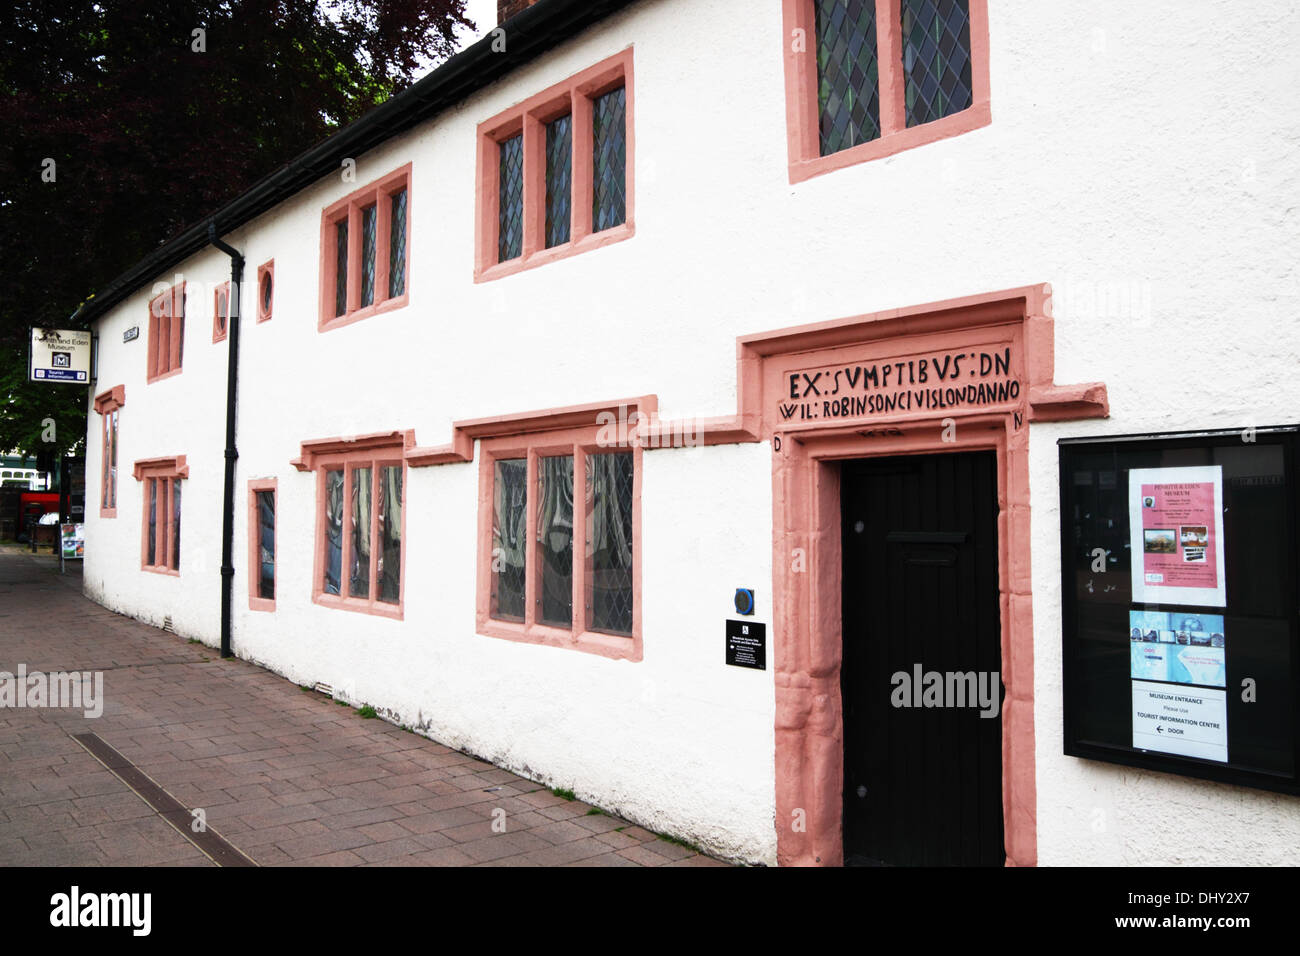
[840,451,1004,866]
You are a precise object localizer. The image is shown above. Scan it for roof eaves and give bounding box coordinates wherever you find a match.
[73,0,639,326]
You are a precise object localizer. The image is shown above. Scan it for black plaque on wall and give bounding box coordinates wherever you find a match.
[726,620,766,670]
[1059,425,1300,795]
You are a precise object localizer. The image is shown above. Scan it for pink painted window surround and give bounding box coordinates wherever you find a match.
[477,425,642,662]
[134,455,187,575]
[147,282,185,382]
[256,260,274,323]
[474,47,634,282]
[318,164,411,332]
[94,385,125,518]
[248,478,277,612]
[213,281,230,343]
[782,0,990,184]
[295,433,407,619]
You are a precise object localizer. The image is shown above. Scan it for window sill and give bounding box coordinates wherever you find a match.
[318,293,409,333]
[314,591,403,620]
[146,367,183,385]
[142,565,179,576]
[788,101,991,185]
[478,615,640,662]
[249,596,276,613]
[475,222,634,283]
[100,507,117,519]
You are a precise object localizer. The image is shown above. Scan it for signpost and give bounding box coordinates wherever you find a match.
[29,328,91,384]
[59,523,84,574]
[29,330,91,572]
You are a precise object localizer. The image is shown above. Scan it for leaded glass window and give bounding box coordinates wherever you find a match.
[378,465,401,604]
[150,296,165,379]
[259,271,272,318]
[389,189,407,298]
[171,479,181,570]
[545,114,572,248]
[170,478,180,567]
[816,0,881,155]
[538,456,574,627]
[492,459,527,621]
[479,53,633,275]
[334,220,348,317]
[109,414,117,506]
[324,469,344,595]
[103,410,117,510]
[360,205,377,308]
[157,298,170,376]
[148,284,185,379]
[498,134,524,261]
[319,460,403,608]
[109,413,117,506]
[902,0,973,127]
[349,466,372,598]
[142,472,182,571]
[147,479,157,566]
[592,87,626,232]
[587,451,634,636]
[482,443,637,650]
[256,490,275,600]
[323,169,411,326]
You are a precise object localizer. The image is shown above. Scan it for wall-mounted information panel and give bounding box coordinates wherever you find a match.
[1059,426,1300,794]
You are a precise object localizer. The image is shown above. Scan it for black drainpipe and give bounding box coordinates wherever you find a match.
[209,222,243,659]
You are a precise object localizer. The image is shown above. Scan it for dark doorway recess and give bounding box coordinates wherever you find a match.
[840,451,1005,866]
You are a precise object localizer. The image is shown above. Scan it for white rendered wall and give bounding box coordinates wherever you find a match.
[85,0,1300,865]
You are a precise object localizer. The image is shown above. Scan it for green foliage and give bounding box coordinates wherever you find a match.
[0,359,84,465]
[656,832,699,851]
[551,787,576,801]
[0,1,472,459]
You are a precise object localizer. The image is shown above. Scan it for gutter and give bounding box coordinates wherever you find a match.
[70,0,637,328]
[208,223,244,660]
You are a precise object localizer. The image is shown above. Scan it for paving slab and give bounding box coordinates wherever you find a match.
[0,550,727,867]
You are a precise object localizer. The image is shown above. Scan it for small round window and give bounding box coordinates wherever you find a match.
[259,271,273,317]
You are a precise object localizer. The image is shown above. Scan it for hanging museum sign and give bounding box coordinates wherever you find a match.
[29,328,91,384]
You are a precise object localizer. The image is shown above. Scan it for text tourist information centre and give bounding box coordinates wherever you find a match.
[71,0,1300,866]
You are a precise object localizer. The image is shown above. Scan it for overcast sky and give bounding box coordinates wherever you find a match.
[454,0,499,51]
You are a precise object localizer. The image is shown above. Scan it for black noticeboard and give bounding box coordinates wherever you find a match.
[1059,425,1300,795]
[726,620,766,670]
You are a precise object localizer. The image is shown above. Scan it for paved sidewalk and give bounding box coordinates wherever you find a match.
[0,550,724,867]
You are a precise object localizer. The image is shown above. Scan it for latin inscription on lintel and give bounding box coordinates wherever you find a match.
[777,345,1021,424]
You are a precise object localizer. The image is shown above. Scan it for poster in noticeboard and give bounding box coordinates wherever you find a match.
[1128,609,1228,762]
[1062,427,1299,795]
[1128,465,1226,607]
[60,523,84,560]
